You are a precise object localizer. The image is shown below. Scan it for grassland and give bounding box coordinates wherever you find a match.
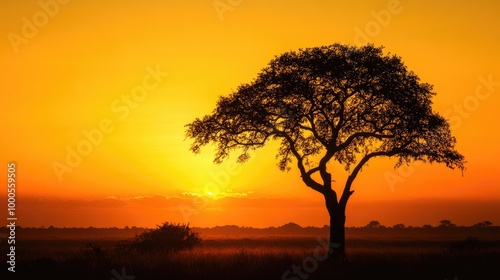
[2,227,500,280]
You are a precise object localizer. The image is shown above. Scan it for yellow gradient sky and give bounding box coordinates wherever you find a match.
[1,0,499,228]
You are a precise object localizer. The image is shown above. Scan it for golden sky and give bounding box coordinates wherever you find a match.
[1,0,499,228]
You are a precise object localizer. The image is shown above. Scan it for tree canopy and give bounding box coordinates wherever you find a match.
[186,44,464,199]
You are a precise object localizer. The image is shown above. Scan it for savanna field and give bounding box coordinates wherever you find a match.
[2,226,500,280]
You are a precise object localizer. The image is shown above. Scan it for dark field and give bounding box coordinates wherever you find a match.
[2,228,500,280]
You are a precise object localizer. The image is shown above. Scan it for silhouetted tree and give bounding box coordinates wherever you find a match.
[483,221,493,227]
[366,221,382,228]
[186,44,465,258]
[439,219,457,228]
[472,221,493,228]
[393,223,405,229]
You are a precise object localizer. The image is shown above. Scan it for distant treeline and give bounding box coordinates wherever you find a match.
[2,220,498,240]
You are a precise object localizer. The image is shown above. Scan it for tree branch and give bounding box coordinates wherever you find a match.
[280,133,326,194]
[336,132,395,151]
[339,150,399,208]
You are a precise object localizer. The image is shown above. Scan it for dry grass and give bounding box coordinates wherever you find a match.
[4,237,500,280]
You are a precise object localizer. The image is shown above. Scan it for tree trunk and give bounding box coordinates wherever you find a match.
[325,192,346,261]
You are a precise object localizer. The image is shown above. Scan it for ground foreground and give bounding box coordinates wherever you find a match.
[2,228,500,280]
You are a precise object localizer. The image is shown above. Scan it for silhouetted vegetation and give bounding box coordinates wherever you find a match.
[7,229,500,280]
[449,236,482,254]
[5,220,498,240]
[3,222,500,279]
[472,220,493,228]
[366,220,382,228]
[185,43,466,256]
[119,222,201,253]
[439,219,457,228]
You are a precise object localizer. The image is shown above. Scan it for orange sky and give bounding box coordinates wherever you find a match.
[1,0,499,228]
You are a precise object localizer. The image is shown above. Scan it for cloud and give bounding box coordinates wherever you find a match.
[181,190,254,200]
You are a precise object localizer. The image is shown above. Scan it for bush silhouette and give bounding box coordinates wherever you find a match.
[449,236,482,254]
[124,222,201,252]
[366,221,381,228]
[83,241,103,257]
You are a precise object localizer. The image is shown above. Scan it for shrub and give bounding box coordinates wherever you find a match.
[449,236,482,254]
[123,222,201,253]
[82,241,103,257]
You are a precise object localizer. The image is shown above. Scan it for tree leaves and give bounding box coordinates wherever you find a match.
[185,43,465,196]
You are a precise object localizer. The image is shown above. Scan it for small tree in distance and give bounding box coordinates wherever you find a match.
[186,44,465,258]
[472,221,493,228]
[439,220,457,228]
[124,222,201,252]
[366,221,382,228]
